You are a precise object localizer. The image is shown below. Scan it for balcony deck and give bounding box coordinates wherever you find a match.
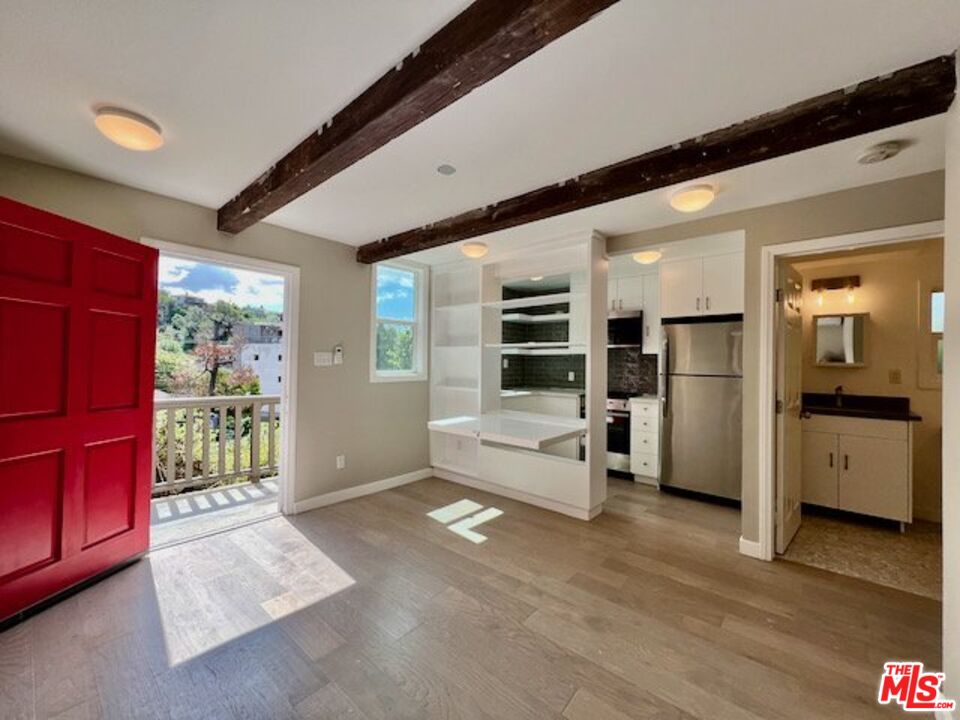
[150,479,280,548]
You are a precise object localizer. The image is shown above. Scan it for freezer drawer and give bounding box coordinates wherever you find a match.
[661,375,742,499]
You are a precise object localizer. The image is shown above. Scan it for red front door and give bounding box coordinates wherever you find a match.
[0,196,157,622]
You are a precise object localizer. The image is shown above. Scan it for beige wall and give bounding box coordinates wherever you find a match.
[609,171,945,542]
[791,240,943,521]
[0,153,430,504]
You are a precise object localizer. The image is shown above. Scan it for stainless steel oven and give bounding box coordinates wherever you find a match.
[606,397,631,472]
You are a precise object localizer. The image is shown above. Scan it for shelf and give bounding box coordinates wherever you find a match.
[498,345,586,356]
[502,312,570,324]
[483,292,579,310]
[479,411,586,450]
[428,416,480,438]
[433,342,478,349]
[433,384,478,392]
[434,301,479,311]
[428,411,586,451]
[485,342,573,349]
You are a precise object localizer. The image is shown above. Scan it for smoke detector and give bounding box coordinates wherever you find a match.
[858,141,905,165]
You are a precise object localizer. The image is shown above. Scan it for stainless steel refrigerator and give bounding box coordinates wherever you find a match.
[660,320,743,500]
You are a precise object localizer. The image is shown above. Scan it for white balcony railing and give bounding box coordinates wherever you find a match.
[153,394,281,497]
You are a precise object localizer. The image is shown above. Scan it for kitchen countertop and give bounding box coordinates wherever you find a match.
[801,392,922,422]
[501,387,585,398]
[428,411,586,450]
[628,394,659,402]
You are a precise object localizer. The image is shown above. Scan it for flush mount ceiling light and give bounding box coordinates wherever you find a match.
[460,241,488,259]
[437,163,457,176]
[669,184,716,213]
[529,275,544,281]
[858,140,905,165]
[632,250,662,265]
[94,107,163,151]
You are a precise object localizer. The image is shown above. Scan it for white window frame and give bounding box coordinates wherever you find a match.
[370,260,429,383]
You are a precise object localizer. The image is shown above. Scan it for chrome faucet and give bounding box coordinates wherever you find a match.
[834,385,844,407]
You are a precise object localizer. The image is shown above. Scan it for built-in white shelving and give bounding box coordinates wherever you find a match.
[502,312,570,323]
[482,292,580,310]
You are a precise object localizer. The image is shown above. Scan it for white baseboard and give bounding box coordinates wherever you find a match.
[738,536,766,560]
[433,467,600,521]
[292,468,432,514]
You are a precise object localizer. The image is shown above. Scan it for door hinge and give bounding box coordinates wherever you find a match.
[774,288,783,303]
[775,398,783,414]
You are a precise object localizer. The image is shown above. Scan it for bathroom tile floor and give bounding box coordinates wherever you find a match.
[782,507,941,599]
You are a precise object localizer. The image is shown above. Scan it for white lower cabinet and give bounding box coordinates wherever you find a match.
[630,398,660,482]
[800,415,912,523]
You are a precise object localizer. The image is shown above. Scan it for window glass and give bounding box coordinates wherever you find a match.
[931,291,944,334]
[373,264,424,379]
[377,266,417,321]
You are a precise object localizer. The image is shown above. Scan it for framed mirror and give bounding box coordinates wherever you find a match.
[814,313,867,367]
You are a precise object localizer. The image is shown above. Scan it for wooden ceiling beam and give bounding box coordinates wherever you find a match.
[356,54,956,264]
[217,0,619,234]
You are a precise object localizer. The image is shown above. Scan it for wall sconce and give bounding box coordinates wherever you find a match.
[811,275,860,306]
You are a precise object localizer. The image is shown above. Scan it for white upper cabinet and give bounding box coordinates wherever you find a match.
[660,257,702,318]
[660,252,743,319]
[700,252,744,315]
[613,276,644,312]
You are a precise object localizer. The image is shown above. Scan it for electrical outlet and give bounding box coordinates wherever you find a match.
[567,371,575,382]
[335,454,346,470]
[502,357,509,369]
[888,369,902,384]
[333,345,343,365]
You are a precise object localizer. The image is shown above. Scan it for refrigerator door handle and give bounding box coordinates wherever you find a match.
[661,331,669,418]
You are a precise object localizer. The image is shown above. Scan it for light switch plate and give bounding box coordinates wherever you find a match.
[336,454,346,470]
[314,351,333,367]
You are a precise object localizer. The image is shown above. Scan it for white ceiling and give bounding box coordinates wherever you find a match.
[1,1,958,250]
[408,115,945,265]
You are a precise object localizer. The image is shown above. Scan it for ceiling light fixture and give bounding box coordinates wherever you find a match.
[529,276,544,281]
[632,250,662,265]
[94,107,164,151]
[460,241,488,259]
[669,184,716,213]
[437,163,457,176]
[858,140,904,165]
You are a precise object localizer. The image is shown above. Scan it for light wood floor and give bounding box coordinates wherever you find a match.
[0,477,941,719]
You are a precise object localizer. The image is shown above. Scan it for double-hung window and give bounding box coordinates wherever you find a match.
[371,262,427,382]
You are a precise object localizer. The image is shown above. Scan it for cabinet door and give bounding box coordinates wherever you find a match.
[838,435,910,521]
[801,432,838,507]
[701,252,744,315]
[660,257,702,318]
[607,279,619,312]
[641,274,660,355]
[616,276,644,312]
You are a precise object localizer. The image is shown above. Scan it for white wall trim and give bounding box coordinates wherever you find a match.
[754,220,944,562]
[292,467,432,514]
[139,236,301,517]
[738,536,765,560]
[434,467,602,521]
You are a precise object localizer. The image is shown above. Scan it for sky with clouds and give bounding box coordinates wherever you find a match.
[376,265,416,321]
[158,257,284,312]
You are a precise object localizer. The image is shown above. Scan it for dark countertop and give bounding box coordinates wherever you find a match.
[802,392,922,422]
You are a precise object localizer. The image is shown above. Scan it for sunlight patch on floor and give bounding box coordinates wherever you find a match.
[427,499,503,544]
[151,518,354,667]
